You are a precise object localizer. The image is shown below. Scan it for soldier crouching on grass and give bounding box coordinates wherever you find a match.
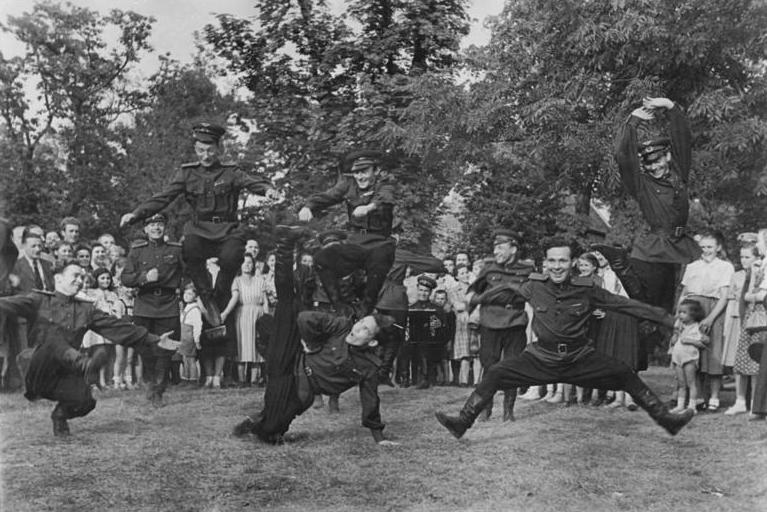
[1,263,179,436]
[232,226,400,446]
[435,239,695,440]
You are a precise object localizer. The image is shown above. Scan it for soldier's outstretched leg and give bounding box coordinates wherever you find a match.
[590,244,644,299]
[435,391,494,439]
[623,373,694,435]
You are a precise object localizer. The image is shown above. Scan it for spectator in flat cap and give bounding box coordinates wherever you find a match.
[298,149,396,319]
[467,228,533,422]
[120,121,277,340]
[594,96,699,369]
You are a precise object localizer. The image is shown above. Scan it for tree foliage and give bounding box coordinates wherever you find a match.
[204,0,471,248]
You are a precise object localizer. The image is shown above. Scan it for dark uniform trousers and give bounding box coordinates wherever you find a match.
[476,343,647,402]
[748,340,767,415]
[479,326,527,370]
[313,234,396,312]
[182,234,245,302]
[132,316,180,396]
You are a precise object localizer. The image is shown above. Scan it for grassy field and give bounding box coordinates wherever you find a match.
[1,367,766,512]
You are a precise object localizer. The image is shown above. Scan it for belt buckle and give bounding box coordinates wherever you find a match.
[557,343,568,354]
[152,289,163,296]
[211,216,223,223]
[673,226,685,238]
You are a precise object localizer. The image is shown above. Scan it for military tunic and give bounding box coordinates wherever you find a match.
[121,238,184,397]
[615,104,700,265]
[121,239,183,319]
[298,311,384,432]
[471,274,675,400]
[0,291,158,404]
[305,176,397,313]
[129,161,271,241]
[468,259,533,368]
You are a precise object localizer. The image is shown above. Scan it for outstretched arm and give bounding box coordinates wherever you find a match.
[121,168,187,227]
[614,110,647,198]
[591,286,674,328]
[296,310,350,347]
[299,178,351,221]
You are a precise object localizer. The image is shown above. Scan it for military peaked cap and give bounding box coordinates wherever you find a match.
[144,213,167,225]
[345,149,383,172]
[192,123,227,144]
[639,137,671,163]
[417,275,437,290]
[493,229,521,247]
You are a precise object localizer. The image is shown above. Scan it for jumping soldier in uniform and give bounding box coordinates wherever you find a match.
[121,213,183,407]
[595,97,700,310]
[0,263,179,436]
[467,229,534,422]
[435,240,695,440]
[298,150,396,319]
[120,123,276,338]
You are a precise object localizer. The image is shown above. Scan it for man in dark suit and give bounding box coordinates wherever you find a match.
[13,228,55,293]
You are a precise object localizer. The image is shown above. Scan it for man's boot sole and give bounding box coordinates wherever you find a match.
[435,412,466,439]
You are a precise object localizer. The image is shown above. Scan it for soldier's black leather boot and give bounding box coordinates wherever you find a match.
[627,381,694,435]
[328,394,340,413]
[502,389,517,422]
[435,391,493,439]
[51,404,70,437]
[590,243,643,298]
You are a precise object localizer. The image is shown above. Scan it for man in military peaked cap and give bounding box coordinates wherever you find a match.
[594,96,700,367]
[120,122,277,339]
[121,212,183,407]
[466,228,532,422]
[298,149,396,319]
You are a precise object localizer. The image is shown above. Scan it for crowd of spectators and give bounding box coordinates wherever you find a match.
[1,215,765,422]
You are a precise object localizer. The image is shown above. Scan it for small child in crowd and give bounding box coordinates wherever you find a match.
[179,283,203,385]
[669,299,709,414]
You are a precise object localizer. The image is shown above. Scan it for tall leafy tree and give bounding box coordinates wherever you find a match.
[0,1,153,233]
[203,0,471,248]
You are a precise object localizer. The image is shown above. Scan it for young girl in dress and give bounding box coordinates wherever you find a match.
[179,282,202,385]
[669,299,708,413]
[725,239,766,415]
[678,232,734,411]
[82,268,126,389]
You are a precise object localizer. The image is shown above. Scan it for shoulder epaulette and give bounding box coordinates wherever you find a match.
[166,241,182,247]
[571,276,595,287]
[528,272,548,281]
[31,289,55,296]
[219,161,237,168]
[131,239,149,248]
[73,293,97,303]
[180,162,199,169]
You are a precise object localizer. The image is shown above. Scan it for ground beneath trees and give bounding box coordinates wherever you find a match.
[1,367,765,511]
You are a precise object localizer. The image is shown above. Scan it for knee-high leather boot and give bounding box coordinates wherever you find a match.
[590,244,643,299]
[435,391,494,439]
[625,378,694,435]
[502,388,517,422]
[51,404,70,437]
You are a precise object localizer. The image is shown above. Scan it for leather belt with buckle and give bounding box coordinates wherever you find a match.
[536,339,589,354]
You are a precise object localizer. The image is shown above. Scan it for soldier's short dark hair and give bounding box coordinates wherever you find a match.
[543,238,575,257]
